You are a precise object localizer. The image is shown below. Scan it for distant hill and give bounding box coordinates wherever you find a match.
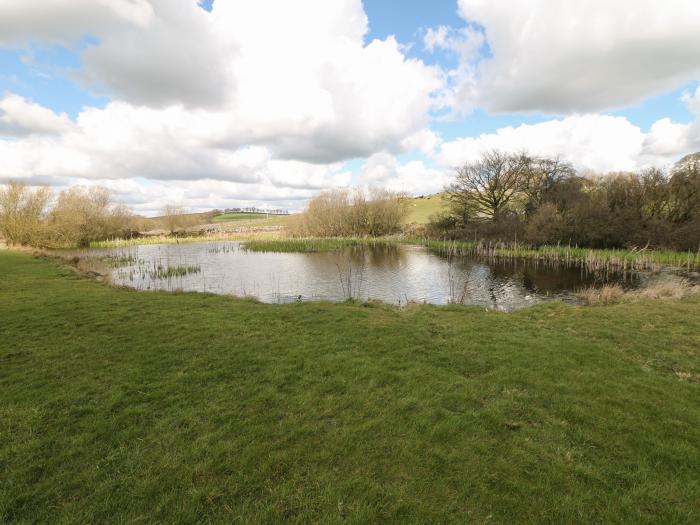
[403,193,449,225]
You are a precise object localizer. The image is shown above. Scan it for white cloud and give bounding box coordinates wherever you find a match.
[438,89,700,174]
[400,129,441,156]
[0,0,444,211]
[0,0,154,46]
[0,0,442,161]
[451,0,700,113]
[0,94,73,136]
[438,114,645,172]
[0,0,229,108]
[437,86,700,173]
[359,153,449,195]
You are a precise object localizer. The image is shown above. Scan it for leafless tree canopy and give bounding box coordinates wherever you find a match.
[434,149,700,251]
[446,150,532,221]
[0,182,133,247]
[293,188,408,237]
[159,204,190,234]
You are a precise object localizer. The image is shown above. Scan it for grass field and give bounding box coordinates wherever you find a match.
[211,212,272,222]
[404,193,449,224]
[2,250,700,523]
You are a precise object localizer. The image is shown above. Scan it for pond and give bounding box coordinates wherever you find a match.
[72,241,651,311]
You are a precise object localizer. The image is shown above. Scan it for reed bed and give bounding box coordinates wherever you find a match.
[147,264,201,280]
[90,230,281,248]
[242,237,389,253]
[414,239,700,272]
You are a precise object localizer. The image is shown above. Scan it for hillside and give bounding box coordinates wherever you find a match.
[404,193,449,224]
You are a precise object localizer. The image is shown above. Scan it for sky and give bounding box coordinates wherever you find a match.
[0,0,699,215]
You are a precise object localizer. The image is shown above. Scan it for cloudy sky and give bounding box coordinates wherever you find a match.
[1,0,699,215]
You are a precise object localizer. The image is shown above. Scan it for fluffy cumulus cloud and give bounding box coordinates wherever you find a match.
[449,0,700,113]
[438,87,700,174]
[0,0,443,211]
[0,94,73,137]
[359,153,449,195]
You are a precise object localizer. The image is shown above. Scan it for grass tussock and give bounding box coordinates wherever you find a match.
[579,277,700,305]
[577,284,626,305]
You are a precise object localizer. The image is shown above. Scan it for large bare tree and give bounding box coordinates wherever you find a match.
[521,156,576,212]
[446,150,531,221]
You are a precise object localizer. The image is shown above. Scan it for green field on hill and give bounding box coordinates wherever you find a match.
[211,212,271,222]
[404,193,449,224]
[2,250,700,523]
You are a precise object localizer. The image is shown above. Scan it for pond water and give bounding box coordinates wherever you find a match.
[75,241,648,311]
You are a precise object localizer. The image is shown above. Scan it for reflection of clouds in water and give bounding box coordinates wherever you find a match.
[76,241,643,311]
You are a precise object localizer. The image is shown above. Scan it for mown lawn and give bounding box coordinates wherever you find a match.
[1,250,699,524]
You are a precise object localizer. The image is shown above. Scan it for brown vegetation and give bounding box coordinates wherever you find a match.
[0,182,133,248]
[434,150,700,251]
[578,277,700,305]
[292,188,408,237]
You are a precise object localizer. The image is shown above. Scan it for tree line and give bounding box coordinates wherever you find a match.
[0,183,207,247]
[0,183,133,248]
[430,151,700,251]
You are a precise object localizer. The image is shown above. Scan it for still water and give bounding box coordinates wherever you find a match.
[80,241,644,311]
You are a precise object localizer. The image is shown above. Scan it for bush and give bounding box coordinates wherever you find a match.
[293,188,408,237]
[0,182,52,246]
[47,187,133,247]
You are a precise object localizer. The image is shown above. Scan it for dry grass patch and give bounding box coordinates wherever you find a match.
[637,277,699,299]
[578,284,626,305]
[579,277,700,306]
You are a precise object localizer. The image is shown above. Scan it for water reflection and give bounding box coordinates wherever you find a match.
[75,241,644,311]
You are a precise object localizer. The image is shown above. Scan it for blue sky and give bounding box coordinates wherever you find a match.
[1,0,699,213]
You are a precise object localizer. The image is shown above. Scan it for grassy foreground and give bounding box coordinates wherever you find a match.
[1,251,700,523]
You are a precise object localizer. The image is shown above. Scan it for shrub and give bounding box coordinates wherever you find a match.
[47,186,133,247]
[0,182,52,246]
[293,188,408,237]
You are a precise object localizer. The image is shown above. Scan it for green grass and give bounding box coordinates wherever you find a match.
[211,212,271,223]
[147,264,201,279]
[404,193,449,224]
[2,250,700,523]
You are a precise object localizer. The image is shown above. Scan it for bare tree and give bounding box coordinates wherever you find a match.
[521,156,576,212]
[49,186,133,246]
[446,150,531,221]
[0,182,52,246]
[160,204,189,234]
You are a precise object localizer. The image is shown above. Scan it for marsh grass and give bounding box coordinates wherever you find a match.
[416,239,700,271]
[147,264,201,280]
[243,237,388,253]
